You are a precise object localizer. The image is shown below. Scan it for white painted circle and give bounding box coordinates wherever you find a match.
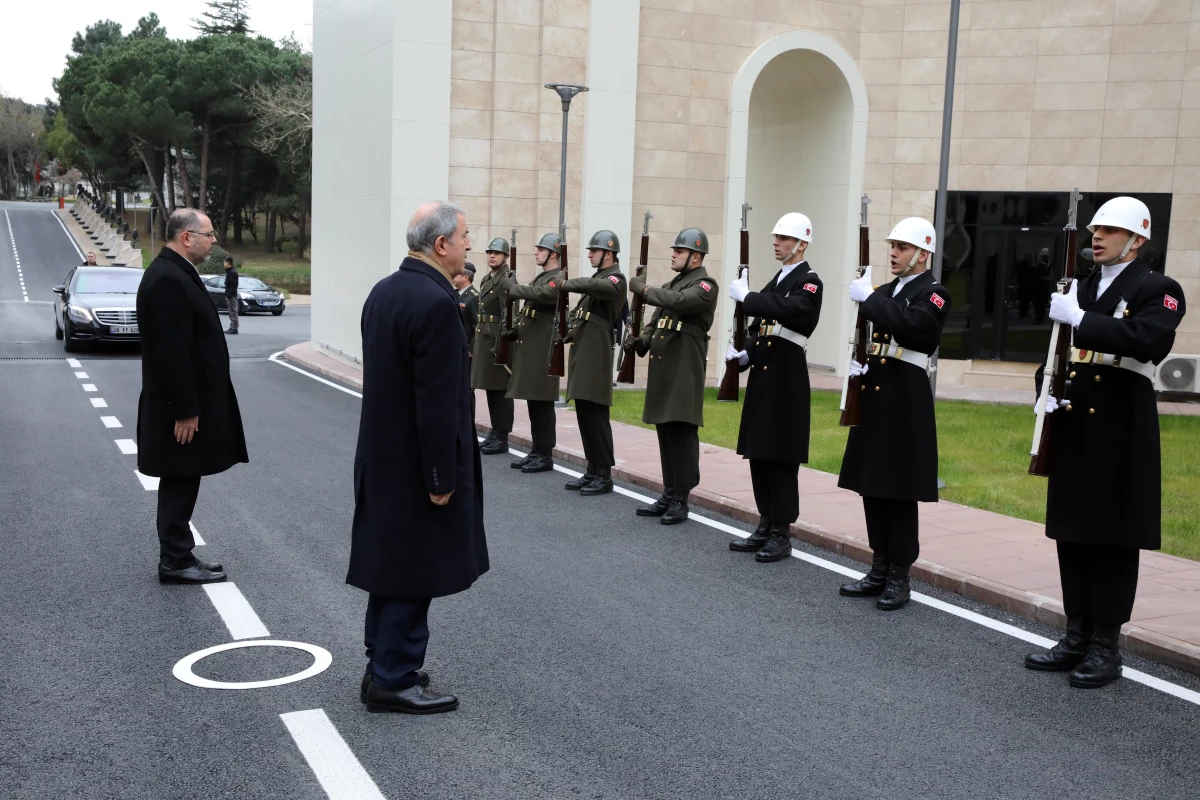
[172,640,333,690]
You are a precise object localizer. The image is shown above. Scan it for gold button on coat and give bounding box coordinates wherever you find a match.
[1069,371,1076,378]
[1094,375,1102,382]
[1089,408,1096,414]
[875,386,880,392]
[1066,404,1073,412]
[880,357,887,364]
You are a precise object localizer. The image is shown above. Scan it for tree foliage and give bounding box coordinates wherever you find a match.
[193,0,254,36]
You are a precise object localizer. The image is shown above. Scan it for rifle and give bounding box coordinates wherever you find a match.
[717,202,752,402]
[548,223,568,377]
[1029,187,1082,477]
[839,194,873,426]
[616,210,653,384]
[493,228,516,366]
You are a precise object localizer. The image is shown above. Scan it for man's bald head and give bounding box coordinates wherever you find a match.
[407,200,470,276]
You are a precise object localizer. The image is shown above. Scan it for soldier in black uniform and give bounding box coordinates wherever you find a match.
[454,262,479,351]
[1024,197,1187,688]
[837,217,950,611]
[725,213,823,562]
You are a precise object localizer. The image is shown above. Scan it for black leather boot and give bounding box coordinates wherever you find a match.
[510,453,533,469]
[579,467,613,496]
[480,434,509,455]
[839,552,889,597]
[875,565,912,610]
[636,491,672,517]
[1068,624,1123,688]
[521,453,554,473]
[660,493,690,525]
[730,517,770,552]
[565,465,596,490]
[1024,617,1092,672]
[754,526,792,562]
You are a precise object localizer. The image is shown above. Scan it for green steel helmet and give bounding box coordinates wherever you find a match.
[673,227,709,255]
[485,237,510,256]
[586,230,620,254]
[536,233,564,251]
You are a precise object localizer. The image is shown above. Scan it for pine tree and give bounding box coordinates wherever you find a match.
[192,0,253,36]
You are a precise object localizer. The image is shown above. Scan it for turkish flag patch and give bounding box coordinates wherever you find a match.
[930,293,945,309]
[549,281,556,288]
[1165,294,1179,311]
[609,275,620,284]
[803,282,818,293]
[699,281,712,292]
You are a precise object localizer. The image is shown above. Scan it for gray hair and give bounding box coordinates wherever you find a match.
[166,208,203,242]
[407,201,464,254]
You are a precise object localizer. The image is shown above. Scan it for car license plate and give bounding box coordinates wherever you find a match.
[260,300,278,306]
[111,325,139,335]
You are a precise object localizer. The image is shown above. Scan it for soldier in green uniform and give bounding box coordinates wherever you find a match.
[501,233,565,473]
[454,262,479,351]
[474,239,515,455]
[560,230,629,496]
[625,228,719,525]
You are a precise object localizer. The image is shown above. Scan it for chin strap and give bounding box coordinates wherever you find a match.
[1117,232,1137,262]
[897,248,922,277]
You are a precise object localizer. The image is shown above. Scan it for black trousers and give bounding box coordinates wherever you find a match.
[1057,542,1140,625]
[575,399,614,469]
[749,459,800,526]
[364,594,432,690]
[862,496,919,568]
[656,421,700,496]
[157,476,201,568]
[486,389,513,435]
[527,399,556,455]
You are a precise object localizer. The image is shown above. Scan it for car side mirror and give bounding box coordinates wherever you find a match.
[52,285,66,294]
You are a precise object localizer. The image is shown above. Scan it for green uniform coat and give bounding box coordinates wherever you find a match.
[631,266,719,426]
[564,264,627,406]
[470,267,512,391]
[504,268,564,403]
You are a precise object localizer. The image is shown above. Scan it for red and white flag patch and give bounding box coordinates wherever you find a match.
[699,281,712,292]
[930,292,945,309]
[549,281,556,288]
[803,282,818,294]
[1165,294,1179,311]
[609,275,621,285]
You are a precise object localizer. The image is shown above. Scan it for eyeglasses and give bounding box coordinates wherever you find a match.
[186,230,217,239]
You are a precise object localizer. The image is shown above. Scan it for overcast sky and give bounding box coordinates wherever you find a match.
[0,1,313,105]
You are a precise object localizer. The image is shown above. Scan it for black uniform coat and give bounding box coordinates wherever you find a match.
[471,267,512,391]
[838,271,950,502]
[503,268,564,403]
[1044,259,1185,550]
[459,284,479,351]
[564,264,627,406]
[347,257,489,599]
[736,262,823,464]
[136,247,248,478]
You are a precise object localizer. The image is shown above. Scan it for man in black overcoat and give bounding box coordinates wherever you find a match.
[1024,197,1187,688]
[837,217,950,611]
[349,201,489,715]
[137,210,248,584]
[725,212,823,562]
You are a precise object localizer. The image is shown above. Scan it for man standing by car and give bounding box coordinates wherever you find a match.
[137,209,248,585]
[224,256,239,335]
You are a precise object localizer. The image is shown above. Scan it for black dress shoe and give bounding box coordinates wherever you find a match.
[510,453,533,469]
[521,454,554,473]
[480,436,509,455]
[730,517,770,552]
[636,492,672,517]
[194,558,224,573]
[875,565,912,610]
[579,476,613,496]
[1068,624,1123,688]
[366,682,459,714]
[360,670,429,702]
[660,495,690,526]
[565,471,596,490]
[754,529,792,562]
[158,563,227,584]
[225,328,238,335]
[1025,617,1092,672]
[840,553,890,597]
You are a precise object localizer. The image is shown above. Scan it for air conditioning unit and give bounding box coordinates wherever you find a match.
[1155,354,1200,394]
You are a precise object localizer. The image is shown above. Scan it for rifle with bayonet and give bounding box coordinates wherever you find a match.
[493,228,516,366]
[548,223,568,377]
[616,211,653,384]
[839,194,872,426]
[717,202,751,402]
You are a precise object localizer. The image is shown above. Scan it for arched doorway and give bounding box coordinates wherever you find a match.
[722,32,868,374]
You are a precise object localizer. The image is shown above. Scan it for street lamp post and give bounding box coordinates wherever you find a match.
[543,83,588,245]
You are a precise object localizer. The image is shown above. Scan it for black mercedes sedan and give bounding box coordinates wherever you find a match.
[53,266,143,352]
[200,274,286,315]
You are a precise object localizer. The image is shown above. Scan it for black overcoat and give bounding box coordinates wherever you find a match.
[136,248,248,478]
[736,262,823,464]
[347,258,489,599]
[838,271,949,502]
[1044,260,1185,550]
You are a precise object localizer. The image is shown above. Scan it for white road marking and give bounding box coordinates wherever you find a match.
[202,582,270,640]
[280,709,388,800]
[91,398,108,408]
[175,642,333,690]
[50,208,86,261]
[74,371,88,379]
[100,416,121,428]
[268,351,362,398]
[66,358,82,368]
[82,384,97,392]
[115,438,137,454]
[135,470,159,491]
[189,521,206,546]
[4,210,28,302]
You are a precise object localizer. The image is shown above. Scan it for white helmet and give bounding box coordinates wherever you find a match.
[772,212,812,243]
[885,217,937,253]
[1088,196,1151,240]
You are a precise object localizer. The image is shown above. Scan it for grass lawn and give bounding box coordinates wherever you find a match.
[223,245,311,296]
[607,388,1200,562]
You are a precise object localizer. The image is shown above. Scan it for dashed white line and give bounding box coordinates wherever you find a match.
[100,416,122,428]
[4,209,28,303]
[202,583,271,640]
[66,358,81,368]
[115,439,137,455]
[134,471,160,491]
[82,384,97,392]
[74,371,88,379]
[280,709,388,800]
[91,398,108,408]
[189,521,206,546]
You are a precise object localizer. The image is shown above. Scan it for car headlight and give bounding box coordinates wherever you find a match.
[239,291,254,299]
[67,304,93,323]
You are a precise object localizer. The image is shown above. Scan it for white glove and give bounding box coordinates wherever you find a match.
[729,272,750,303]
[849,359,868,377]
[725,344,749,366]
[1034,395,1059,415]
[1049,280,1085,328]
[849,266,873,304]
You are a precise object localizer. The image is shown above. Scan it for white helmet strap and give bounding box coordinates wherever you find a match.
[898,247,920,277]
[1118,231,1137,261]
[786,238,803,261]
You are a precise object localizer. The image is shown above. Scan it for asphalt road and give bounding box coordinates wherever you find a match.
[2,200,1199,799]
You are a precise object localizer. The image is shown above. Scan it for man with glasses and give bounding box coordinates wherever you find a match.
[136,209,248,585]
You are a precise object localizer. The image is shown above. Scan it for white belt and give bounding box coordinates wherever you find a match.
[760,322,808,349]
[1069,347,1155,380]
[869,342,931,370]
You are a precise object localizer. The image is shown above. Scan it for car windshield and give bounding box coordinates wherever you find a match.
[241,278,269,290]
[74,270,143,294]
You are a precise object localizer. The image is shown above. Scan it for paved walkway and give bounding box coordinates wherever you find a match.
[283,341,1200,676]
